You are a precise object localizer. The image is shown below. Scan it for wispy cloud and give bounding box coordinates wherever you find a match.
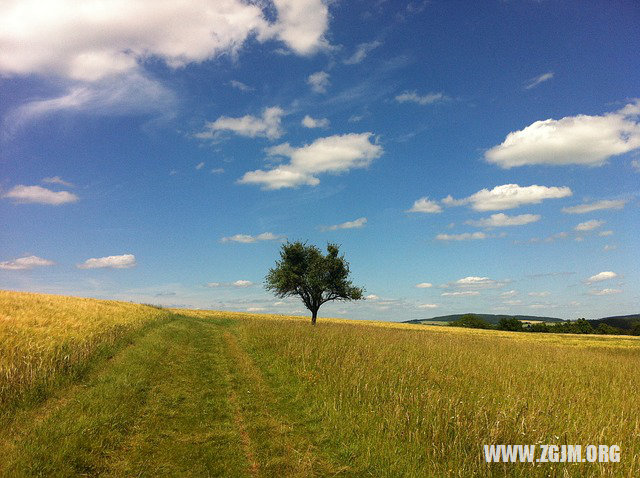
[42,176,74,187]
[221,232,285,243]
[229,80,254,91]
[465,213,540,227]
[302,115,330,128]
[562,199,627,214]
[435,232,486,241]
[343,40,382,64]
[3,185,78,205]
[0,255,55,270]
[441,291,480,297]
[415,282,433,288]
[574,220,604,232]
[524,71,554,90]
[395,91,447,105]
[320,217,367,231]
[589,288,622,296]
[586,271,617,283]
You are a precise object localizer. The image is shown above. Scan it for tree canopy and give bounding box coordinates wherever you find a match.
[265,241,364,324]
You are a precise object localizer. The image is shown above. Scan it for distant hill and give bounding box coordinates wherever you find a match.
[404,313,565,325]
[589,314,640,331]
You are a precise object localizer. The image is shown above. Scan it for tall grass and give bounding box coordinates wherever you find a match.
[0,290,171,410]
[231,317,640,477]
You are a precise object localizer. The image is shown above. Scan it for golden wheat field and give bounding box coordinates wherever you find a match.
[1,290,639,477]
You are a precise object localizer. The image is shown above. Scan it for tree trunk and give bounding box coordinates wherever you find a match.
[311,309,318,325]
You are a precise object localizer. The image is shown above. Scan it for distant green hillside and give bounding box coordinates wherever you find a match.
[589,314,640,331]
[404,314,565,325]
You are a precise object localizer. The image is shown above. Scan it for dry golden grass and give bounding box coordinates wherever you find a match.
[0,290,171,408]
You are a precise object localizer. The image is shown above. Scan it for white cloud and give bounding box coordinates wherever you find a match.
[599,230,614,237]
[211,168,225,174]
[365,294,379,300]
[443,184,572,211]
[562,199,627,214]
[42,176,74,187]
[343,40,382,64]
[246,307,265,312]
[603,245,616,251]
[196,162,205,170]
[441,291,480,297]
[0,255,55,270]
[453,276,507,289]
[3,185,78,205]
[528,291,550,297]
[418,303,438,309]
[239,132,382,190]
[466,213,541,227]
[574,220,604,232]
[233,280,253,287]
[485,101,640,168]
[206,282,221,288]
[415,282,433,288]
[524,72,554,90]
[77,254,136,269]
[436,232,487,241]
[307,71,330,93]
[229,80,253,91]
[302,115,330,128]
[407,197,442,213]
[8,72,177,128]
[321,217,367,231]
[501,290,518,297]
[195,106,285,140]
[395,91,447,105]
[221,232,285,243]
[632,159,640,172]
[0,0,329,81]
[503,300,522,305]
[586,271,617,283]
[589,288,622,296]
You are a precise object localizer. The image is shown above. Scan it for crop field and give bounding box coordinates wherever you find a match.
[1,290,639,477]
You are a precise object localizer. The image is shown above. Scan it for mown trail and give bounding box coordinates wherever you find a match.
[0,315,338,477]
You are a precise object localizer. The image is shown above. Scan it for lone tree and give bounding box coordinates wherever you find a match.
[265,241,364,325]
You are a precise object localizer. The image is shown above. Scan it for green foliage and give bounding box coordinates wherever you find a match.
[448,314,492,329]
[265,241,364,324]
[630,322,640,336]
[497,317,524,332]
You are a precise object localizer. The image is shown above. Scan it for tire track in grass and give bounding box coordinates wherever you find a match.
[222,330,336,477]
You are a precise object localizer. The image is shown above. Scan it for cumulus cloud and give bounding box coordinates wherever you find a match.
[441,291,480,297]
[3,185,78,205]
[485,101,640,168]
[42,176,74,187]
[307,71,330,93]
[395,91,447,105]
[586,271,617,283]
[407,197,442,213]
[343,40,382,64]
[562,199,627,214]
[77,254,137,269]
[465,213,540,227]
[195,106,285,140]
[321,217,367,231]
[0,255,55,270]
[443,184,572,211]
[435,232,487,241]
[302,115,330,128]
[415,282,433,288]
[221,232,285,243]
[451,276,508,289]
[574,220,604,232]
[589,288,622,296]
[0,0,330,81]
[524,72,554,90]
[239,132,382,189]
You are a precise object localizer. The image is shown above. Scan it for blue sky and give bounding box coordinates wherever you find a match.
[1,0,639,321]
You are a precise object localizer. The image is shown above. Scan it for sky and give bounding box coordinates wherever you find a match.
[1,0,639,321]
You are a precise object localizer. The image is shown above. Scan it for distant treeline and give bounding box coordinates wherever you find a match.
[448,314,640,336]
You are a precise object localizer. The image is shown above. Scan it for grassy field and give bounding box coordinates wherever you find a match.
[1,290,638,477]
